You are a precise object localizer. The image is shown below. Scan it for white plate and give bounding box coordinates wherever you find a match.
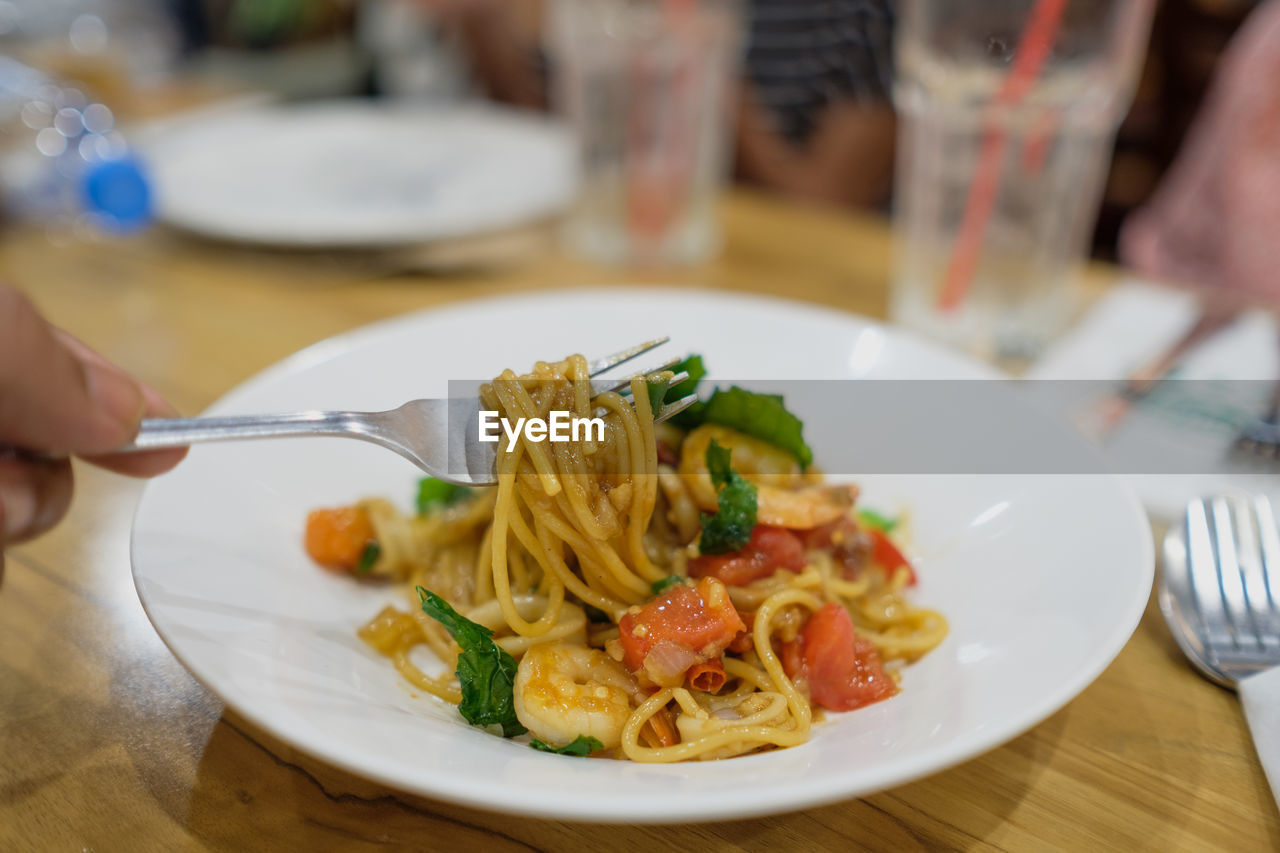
[143,101,575,247]
[131,289,1154,822]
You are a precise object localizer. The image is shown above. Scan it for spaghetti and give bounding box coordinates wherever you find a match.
[305,354,947,761]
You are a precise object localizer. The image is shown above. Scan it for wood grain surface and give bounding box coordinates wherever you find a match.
[1,191,1277,851]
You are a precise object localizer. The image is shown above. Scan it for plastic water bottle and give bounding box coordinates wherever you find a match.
[0,55,151,234]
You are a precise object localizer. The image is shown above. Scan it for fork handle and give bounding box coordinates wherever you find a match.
[124,411,362,451]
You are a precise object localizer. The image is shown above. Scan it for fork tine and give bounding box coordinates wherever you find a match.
[590,357,683,397]
[654,393,699,426]
[1231,495,1270,652]
[1252,495,1280,651]
[1187,498,1235,654]
[1213,497,1255,649]
[588,338,669,377]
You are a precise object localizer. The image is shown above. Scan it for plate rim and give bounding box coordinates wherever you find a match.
[130,286,1155,822]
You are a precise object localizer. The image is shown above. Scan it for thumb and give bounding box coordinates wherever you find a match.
[0,286,145,455]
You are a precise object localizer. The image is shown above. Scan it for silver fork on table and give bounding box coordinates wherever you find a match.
[1160,494,1280,806]
[117,338,696,486]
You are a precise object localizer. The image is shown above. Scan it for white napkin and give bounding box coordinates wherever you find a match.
[1239,666,1280,809]
[1027,279,1280,521]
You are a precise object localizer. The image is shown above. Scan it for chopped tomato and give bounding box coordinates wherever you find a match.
[618,577,745,686]
[782,603,898,712]
[689,550,769,587]
[689,525,807,586]
[305,506,375,572]
[866,527,916,585]
[727,610,756,654]
[779,638,804,683]
[750,525,808,569]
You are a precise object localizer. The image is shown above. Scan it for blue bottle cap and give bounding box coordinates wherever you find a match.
[80,157,152,232]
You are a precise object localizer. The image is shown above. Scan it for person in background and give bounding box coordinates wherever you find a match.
[1120,0,1280,307]
[0,286,185,562]
[735,0,897,208]
[418,0,899,209]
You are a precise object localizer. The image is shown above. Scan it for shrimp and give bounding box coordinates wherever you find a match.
[753,484,857,529]
[679,424,806,508]
[514,642,639,749]
[678,424,856,530]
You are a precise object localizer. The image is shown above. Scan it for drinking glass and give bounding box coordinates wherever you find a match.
[891,0,1155,365]
[547,0,742,267]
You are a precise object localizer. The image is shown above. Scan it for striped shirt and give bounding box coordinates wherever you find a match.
[745,0,896,143]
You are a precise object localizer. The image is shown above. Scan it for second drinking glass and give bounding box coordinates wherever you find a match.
[548,0,742,268]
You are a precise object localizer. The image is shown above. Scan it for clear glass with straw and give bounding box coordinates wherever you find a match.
[547,0,742,267]
[890,0,1155,367]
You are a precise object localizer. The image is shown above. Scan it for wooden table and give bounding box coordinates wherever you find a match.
[2,191,1277,851]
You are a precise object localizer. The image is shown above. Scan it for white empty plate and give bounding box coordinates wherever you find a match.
[143,101,576,247]
[131,289,1154,822]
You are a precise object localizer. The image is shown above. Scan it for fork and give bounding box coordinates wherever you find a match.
[117,338,697,486]
[1160,494,1280,806]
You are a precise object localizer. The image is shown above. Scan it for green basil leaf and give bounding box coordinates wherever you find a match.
[356,541,380,573]
[417,587,526,737]
[699,439,758,555]
[665,354,706,402]
[701,386,812,468]
[856,508,899,533]
[706,438,733,488]
[529,735,604,756]
[650,575,687,595]
[416,478,473,516]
